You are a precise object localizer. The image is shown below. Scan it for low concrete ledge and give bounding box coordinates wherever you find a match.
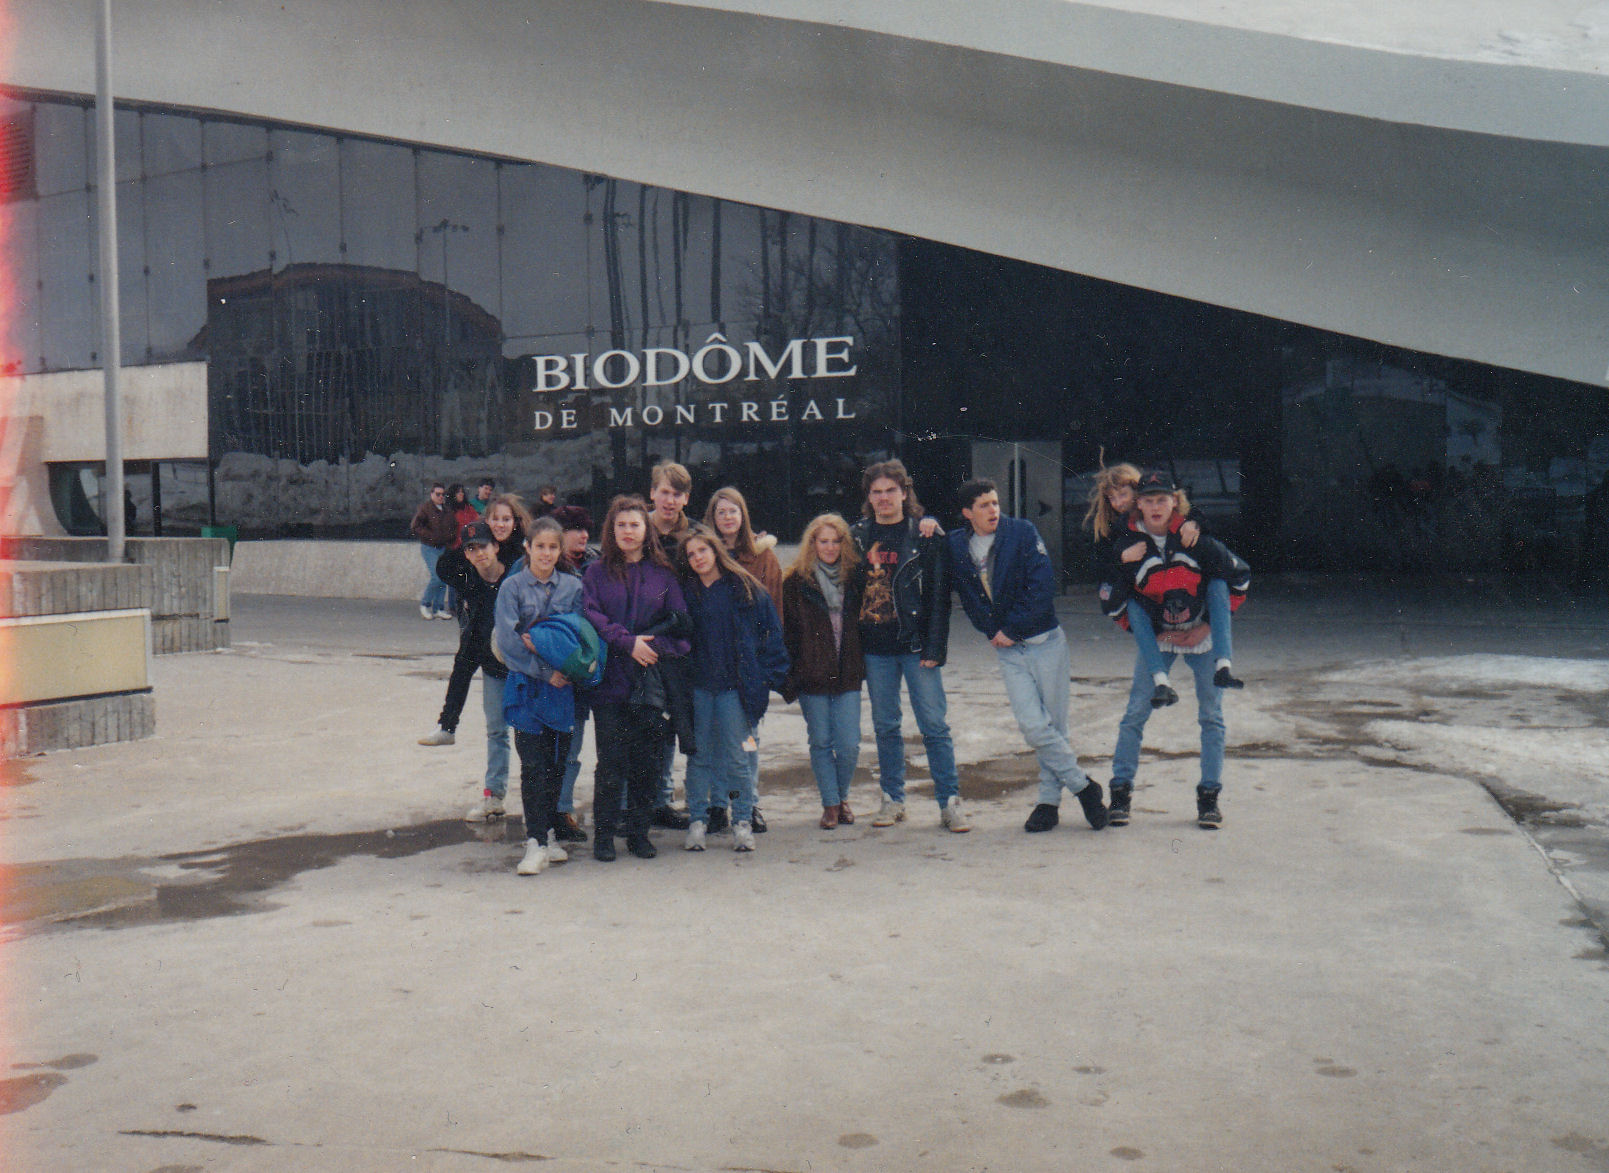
[231,540,427,601]
[3,537,231,652]
[0,559,154,617]
[1,691,155,756]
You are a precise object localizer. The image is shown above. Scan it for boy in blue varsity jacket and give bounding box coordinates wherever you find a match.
[949,480,1108,835]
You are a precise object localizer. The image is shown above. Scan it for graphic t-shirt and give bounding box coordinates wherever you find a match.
[858,520,909,655]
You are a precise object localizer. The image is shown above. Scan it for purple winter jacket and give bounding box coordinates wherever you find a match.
[581,559,691,705]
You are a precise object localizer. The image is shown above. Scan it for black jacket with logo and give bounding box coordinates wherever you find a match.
[849,515,951,666]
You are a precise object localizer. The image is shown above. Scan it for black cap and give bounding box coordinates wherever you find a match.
[460,520,495,547]
[1135,469,1176,496]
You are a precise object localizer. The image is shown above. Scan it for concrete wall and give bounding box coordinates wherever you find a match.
[0,561,157,755]
[7,1,1607,389]
[231,540,426,601]
[5,537,232,652]
[0,363,209,464]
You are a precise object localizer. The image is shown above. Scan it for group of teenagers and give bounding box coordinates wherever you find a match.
[418,457,1250,877]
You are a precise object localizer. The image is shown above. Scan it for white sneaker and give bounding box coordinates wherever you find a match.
[545,841,568,864]
[941,796,971,833]
[684,821,707,852]
[517,838,548,874]
[433,609,455,620]
[466,794,504,822]
[420,604,434,620]
[871,798,905,827]
[734,821,755,852]
[419,727,456,746]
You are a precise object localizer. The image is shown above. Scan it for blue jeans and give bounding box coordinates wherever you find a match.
[863,653,959,807]
[1127,579,1233,678]
[419,544,448,611]
[686,688,756,823]
[799,690,861,806]
[1111,650,1225,791]
[559,710,586,814]
[656,735,677,809]
[995,627,1091,806]
[710,738,761,814]
[481,673,509,799]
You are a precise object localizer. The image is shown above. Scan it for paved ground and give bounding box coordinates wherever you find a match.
[2,578,1607,1171]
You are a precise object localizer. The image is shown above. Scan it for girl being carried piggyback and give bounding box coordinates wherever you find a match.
[1086,461,1244,708]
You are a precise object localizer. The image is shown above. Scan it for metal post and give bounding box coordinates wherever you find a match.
[95,0,125,562]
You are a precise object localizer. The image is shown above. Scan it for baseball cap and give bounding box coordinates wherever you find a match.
[460,520,495,547]
[1135,469,1176,496]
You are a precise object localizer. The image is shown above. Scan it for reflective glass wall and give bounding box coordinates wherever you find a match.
[2,91,900,538]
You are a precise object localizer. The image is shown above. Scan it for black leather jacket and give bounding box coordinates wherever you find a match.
[849,515,951,667]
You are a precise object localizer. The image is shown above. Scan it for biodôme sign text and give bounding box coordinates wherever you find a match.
[527,333,861,433]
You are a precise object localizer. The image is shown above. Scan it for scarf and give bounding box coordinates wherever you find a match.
[814,559,844,613]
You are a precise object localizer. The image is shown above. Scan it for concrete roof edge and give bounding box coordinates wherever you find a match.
[648,0,1609,146]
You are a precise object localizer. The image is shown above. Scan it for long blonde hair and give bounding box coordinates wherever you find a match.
[786,513,859,581]
[1084,461,1142,541]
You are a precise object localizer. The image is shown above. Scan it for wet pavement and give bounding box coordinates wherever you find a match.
[1,578,1607,1171]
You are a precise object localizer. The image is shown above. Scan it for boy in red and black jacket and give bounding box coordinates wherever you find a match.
[1099,470,1249,829]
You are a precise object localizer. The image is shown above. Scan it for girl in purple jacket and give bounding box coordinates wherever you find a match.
[581,495,691,862]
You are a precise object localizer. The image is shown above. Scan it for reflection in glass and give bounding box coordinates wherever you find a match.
[141,112,202,177]
[0,200,41,373]
[36,189,98,369]
[417,150,501,321]
[145,169,206,359]
[204,157,270,280]
[339,138,416,272]
[268,128,341,268]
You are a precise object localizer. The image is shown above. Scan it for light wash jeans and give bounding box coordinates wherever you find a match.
[481,672,509,799]
[686,688,757,823]
[995,626,1091,806]
[1127,578,1233,678]
[419,544,448,611]
[710,736,762,814]
[863,653,959,808]
[1111,650,1225,791]
[559,710,586,814]
[799,690,862,806]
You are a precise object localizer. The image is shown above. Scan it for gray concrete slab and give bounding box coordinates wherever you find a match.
[2,578,1607,1171]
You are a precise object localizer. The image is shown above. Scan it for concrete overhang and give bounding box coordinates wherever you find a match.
[5,0,1606,386]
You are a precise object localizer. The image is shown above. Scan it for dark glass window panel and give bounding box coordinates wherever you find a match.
[36,189,97,369]
[82,105,143,186]
[109,177,150,364]
[142,112,202,177]
[338,138,416,272]
[204,156,270,280]
[145,169,206,359]
[0,199,40,372]
[497,163,590,344]
[268,128,340,268]
[33,101,87,197]
[715,201,765,326]
[417,150,501,326]
[203,120,266,167]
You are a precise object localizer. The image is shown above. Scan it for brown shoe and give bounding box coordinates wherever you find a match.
[819,805,840,830]
[838,800,855,825]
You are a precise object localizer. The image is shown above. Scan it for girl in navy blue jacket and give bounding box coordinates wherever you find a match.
[678,527,790,852]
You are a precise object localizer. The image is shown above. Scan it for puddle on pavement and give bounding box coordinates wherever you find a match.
[1,820,494,934]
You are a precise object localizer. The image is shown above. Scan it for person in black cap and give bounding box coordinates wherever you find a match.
[1099,469,1250,829]
[420,520,518,824]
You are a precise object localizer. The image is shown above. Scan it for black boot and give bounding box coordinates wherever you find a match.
[705,806,729,834]
[551,812,588,843]
[627,834,658,859]
[1108,784,1132,826]
[1196,785,1222,829]
[1023,803,1059,833]
[593,834,617,862]
[1076,778,1109,830]
[750,807,767,834]
[651,805,691,830]
[1150,682,1179,709]
[1213,666,1244,690]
